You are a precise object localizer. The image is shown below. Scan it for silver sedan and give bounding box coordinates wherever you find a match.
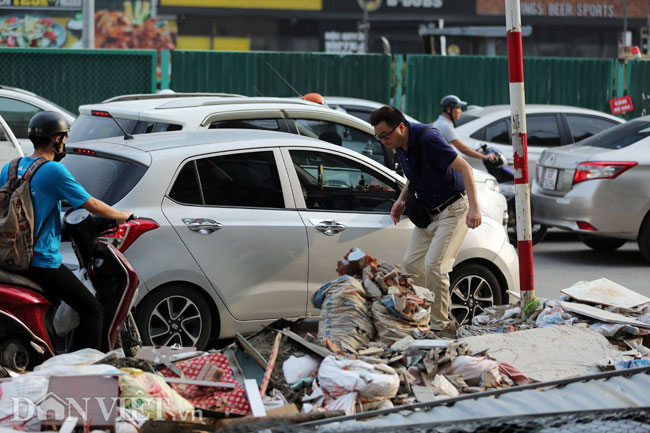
[531,116,650,261]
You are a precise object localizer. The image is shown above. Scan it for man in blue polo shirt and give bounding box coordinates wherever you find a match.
[370,106,481,331]
[0,111,131,351]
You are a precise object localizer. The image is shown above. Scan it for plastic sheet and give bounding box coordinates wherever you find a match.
[283,354,321,385]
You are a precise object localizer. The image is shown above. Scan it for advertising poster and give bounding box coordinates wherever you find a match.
[0,1,176,50]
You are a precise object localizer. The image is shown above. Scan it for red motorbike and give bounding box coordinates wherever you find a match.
[0,208,158,372]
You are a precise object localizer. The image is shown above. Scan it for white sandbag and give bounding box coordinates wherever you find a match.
[282,354,321,385]
[324,392,358,416]
[317,355,399,401]
[34,348,107,371]
[312,276,375,352]
[0,374,49,424]
[438,355,501,386]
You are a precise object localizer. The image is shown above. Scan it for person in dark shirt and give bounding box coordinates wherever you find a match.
[370,106,481,331]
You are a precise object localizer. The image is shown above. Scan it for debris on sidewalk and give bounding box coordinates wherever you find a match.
[1,255,650,432]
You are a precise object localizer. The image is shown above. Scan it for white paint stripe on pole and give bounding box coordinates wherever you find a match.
[509,82,527,182]
[505,0,521,30]
[515,183,532,241]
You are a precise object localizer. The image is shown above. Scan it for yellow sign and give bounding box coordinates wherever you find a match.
[160,0,322,10]
[447,44,460,56]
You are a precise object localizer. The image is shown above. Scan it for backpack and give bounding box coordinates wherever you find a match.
[0,157,49,271]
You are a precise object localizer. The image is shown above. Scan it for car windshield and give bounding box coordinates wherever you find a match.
[63,154,148,205]
[577,119,650,149]
[456,113,479,127]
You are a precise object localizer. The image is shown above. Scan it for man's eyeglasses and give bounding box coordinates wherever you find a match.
[374,123,400,141]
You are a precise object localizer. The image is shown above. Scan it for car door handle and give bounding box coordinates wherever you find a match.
[314,220,347,236]
[182,218,223,234]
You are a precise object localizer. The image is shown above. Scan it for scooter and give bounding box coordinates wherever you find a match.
[0,208,146,373]
[478,144,548,246]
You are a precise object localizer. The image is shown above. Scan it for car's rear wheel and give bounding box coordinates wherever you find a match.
[449,263,502,325]
[507,200,548,245]
[638,214,650,263]
[135,285,212,350]
[578,234,626,252]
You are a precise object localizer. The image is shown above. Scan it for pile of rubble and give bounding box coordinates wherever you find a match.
[1,250,649,432]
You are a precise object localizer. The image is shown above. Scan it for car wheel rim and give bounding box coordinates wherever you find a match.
[148,296,203,347]
[450,274,495,325]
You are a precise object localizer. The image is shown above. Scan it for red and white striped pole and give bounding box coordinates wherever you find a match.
[505,0,535,309]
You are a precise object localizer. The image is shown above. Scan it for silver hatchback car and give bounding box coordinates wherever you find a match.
[531,116,650,261]
[63,129,519,350]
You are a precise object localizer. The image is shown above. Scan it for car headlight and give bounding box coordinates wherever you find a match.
[485,178,498,191]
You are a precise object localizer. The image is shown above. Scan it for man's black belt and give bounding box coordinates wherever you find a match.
[428,191,466,215]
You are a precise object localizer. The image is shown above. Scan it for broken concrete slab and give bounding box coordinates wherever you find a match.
[560,301,650,328]
[461,325,623,382]
[561,278,650,309]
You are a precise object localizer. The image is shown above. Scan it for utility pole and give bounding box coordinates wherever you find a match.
[505,0,535,311]
[82,0,95,49]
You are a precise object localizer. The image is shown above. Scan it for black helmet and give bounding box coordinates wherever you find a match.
[28,111,70,139]
[440,95,467,111]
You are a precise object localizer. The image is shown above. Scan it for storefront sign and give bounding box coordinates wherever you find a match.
[609,95,634,115]
[0,0,82,10]
[520,2,614,17]
[324,31,365,53]
[160,0,322,10]
[477,0,645,19]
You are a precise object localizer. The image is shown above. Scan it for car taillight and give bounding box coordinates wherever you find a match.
[91,110,111,117]
[99,218,159,252]
[572,161,637,185]
[577,221,597,231]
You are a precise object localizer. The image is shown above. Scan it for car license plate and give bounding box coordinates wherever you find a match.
[542,168,558,190]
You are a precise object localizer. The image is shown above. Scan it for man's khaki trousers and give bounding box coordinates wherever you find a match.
[402,196,469,329]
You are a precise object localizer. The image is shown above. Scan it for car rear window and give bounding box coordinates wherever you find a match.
[68,114,181,142]
[455,113,479,127]
[577,119,650,149]
[63,154,148,205]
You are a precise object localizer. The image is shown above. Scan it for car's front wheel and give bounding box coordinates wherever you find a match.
[135,285,213,350]
[449,263,502,325]
[578,234,626,252]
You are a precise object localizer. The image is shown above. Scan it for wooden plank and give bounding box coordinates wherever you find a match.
[279,328,332,358]
[162,377,236,388]
[235,333,268,369]
[243,379,266,417]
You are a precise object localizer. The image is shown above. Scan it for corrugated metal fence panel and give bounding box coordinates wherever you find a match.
[406,55,509,124]
[406,55,615,124]
[627,60,650,119]
[0,48,157,114]
[524,57,614,112]
[170,51,392,103]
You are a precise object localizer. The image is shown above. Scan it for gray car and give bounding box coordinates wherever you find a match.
[531,116,650,261]
[63,129,519,350]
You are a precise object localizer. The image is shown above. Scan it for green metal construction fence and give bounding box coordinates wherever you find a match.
[0,48,157,113]
[1,48,647,122]
[404,54,618,124]
[169,50,392,104]
[627,60,650,119]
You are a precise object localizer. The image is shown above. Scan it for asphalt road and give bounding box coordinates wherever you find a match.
[530,230,649,300]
